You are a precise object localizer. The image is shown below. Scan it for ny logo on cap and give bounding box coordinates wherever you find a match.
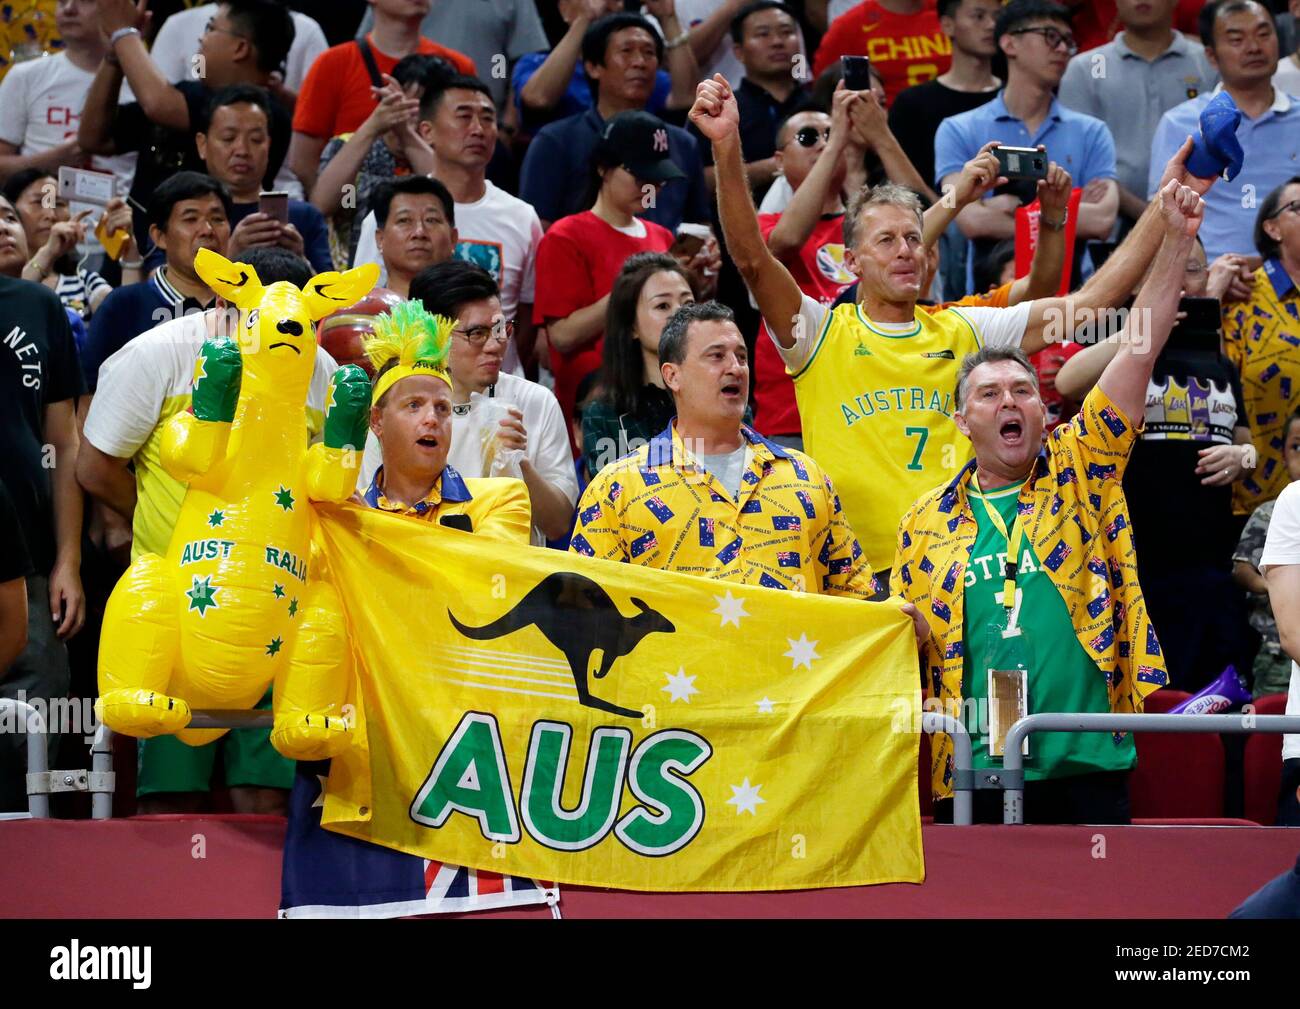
[653,128,669,153]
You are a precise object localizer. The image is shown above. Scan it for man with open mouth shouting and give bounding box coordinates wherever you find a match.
[894,179,1207,824]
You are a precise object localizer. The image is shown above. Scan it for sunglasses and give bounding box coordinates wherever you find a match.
[792,126,831,148]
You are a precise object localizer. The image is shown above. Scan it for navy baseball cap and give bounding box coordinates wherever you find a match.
[599,111,687,185]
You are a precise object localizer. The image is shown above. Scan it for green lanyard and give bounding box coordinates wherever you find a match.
[974,485,1026,620]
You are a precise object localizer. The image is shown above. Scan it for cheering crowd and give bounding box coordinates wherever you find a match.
[1,0,1299,827]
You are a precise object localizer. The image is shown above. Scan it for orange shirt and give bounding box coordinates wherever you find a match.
[921,282,1011,313]
[293,35,476,140]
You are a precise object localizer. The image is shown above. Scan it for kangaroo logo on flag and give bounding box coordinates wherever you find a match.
[653,128,669,153]
[448,571,675,719]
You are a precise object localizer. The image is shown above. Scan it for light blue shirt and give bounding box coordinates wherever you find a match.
[934,92,1117,296]
[934,91,1118,191]
[1148,87,1300,261]
[1059,30,1217,201]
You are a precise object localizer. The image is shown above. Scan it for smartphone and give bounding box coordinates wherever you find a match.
[841,55,873,92]
[259,191,290,224]
[995,146,1048,181]
[58,166,117,207]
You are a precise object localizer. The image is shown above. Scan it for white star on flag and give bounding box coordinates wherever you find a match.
[726,778,766,815]
[756,697,775,714]
[712,589,749,628]
[661,667,699,703]
[784,632,820,670]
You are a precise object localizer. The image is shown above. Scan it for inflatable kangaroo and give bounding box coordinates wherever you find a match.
[97,248,379,761]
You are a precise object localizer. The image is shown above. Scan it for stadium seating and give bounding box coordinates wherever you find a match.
[1243,693,1289,826]
[1129,691,1227,819]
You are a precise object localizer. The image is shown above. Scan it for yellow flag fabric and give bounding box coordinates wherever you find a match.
[314,504,924,892]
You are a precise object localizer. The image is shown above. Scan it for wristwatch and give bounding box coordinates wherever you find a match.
[665,31,690,50]
[1039,212,1067,231]
[109,26,141,48]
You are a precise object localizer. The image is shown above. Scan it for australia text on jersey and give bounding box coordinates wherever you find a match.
[839,385,954,426]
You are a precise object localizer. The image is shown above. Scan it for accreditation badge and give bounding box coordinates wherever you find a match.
[986,616,1030,758]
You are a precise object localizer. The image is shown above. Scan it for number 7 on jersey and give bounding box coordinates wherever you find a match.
[904,426,929,471]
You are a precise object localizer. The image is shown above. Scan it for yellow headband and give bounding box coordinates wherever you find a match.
[372,360,453,404]
[362,302,455,404]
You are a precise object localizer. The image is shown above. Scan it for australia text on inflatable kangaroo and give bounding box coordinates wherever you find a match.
[97,248,379,761]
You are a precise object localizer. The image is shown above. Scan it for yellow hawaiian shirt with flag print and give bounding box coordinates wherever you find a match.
[363,464,532,543]
[1222,259,1300,515]
[893,385,1168,800]
[572,422,879,599]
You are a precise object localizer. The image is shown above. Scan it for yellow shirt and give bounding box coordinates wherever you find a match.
[363,464,532,544]
[783,295,1030,572]
[893,385,1168,799]
[1222,260,1300,515]
[571,422,878,598]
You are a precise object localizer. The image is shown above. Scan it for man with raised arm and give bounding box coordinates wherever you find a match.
[694,71,1214,584]
[893,180,1204,823]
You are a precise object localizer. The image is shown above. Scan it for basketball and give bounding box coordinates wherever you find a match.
[317,287,404,376]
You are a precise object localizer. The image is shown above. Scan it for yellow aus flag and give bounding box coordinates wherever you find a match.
[315,504,923,892]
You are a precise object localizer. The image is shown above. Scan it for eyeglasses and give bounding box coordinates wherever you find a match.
[792,126,831,148]
[1267,199,1300,220]
[453,320,514,348]
[1010,26,1078,55]
[204,17,249,40]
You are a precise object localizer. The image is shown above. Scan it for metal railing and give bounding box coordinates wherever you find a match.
[1000,712,1300,824]
[27,707,1298,827]
[86,711,979,824]
[920,711,973,826]
[0,699,50,818]
[90,711,274,819]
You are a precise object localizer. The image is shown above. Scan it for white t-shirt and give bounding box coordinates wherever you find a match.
[1274,56,1300,100]
[758,174,794,215]
[84,309,337,558]
[642,0,808,93]
[0,51,138,196]
[773,292,1031,374]
[1258,479,1300,763]
[85,310,338,457]
[150,4,329,93]
[352,181,544,377]
[359,372,578,545]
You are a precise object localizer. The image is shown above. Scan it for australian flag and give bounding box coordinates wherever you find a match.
[279,762,554,918]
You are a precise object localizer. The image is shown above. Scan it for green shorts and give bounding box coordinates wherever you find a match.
[135,692,293,796]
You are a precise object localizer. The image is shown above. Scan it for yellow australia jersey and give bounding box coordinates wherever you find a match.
[571,422,879,598]
[82,311,335,560]
[1222,260,1300,515]
[787,295,1030,571]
